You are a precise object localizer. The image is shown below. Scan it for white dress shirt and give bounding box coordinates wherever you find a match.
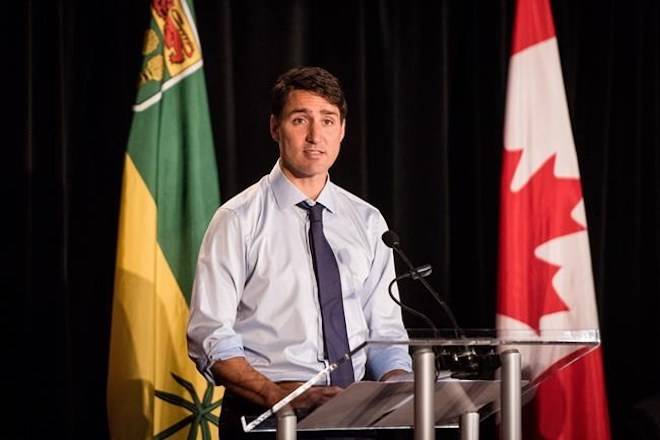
[187,161,412,384]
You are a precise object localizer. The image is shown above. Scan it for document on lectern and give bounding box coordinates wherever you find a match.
[297,373,501,430]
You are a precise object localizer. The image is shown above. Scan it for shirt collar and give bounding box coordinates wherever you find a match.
[269,160,337,213]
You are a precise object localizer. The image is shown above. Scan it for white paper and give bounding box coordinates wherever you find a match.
[297,377,501,430]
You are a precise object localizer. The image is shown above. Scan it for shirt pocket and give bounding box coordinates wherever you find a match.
[335,247,371,344]
[335,246,371,298]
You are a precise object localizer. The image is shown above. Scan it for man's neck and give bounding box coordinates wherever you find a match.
[280,167,328,201]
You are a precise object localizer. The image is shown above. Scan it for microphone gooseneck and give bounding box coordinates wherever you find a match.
[387,277,437,332]
[382,230,463,336]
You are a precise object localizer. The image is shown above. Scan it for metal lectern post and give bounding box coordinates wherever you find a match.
[460,411,480,440]
[414,347,435,440]
[500,349,521,440]
[276,405,297,440]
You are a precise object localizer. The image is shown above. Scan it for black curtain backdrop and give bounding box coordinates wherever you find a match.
[10,0,660,438]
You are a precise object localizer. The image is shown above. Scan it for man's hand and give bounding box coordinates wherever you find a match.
[277,381,343,410]
[211,358,343,410]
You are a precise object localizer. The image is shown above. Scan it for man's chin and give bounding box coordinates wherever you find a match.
[282,163,331,180]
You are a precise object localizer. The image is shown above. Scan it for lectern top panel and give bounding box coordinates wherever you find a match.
[367,328,600,347]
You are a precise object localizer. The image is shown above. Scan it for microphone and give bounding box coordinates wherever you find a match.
[382,230,502,379]
[381,230,400,247]
[382,230,462,334]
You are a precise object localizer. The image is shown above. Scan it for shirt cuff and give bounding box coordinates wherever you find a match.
[200,343,246,384]
[366,345,413,381]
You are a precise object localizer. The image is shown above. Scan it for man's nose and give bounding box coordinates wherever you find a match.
[305,121,321,144]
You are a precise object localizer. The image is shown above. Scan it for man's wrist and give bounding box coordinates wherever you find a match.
[261,382,288,407]
[379,369,408,382]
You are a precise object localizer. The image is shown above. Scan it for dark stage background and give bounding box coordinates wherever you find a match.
[10,0,660,438]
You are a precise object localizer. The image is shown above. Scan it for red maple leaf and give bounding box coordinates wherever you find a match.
[497,149,585,332]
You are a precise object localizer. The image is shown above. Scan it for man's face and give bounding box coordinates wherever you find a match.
[270,90,345,181]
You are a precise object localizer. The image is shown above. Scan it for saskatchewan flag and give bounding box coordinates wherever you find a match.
[107,0,222,438]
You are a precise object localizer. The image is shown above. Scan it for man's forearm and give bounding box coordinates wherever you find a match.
[211,357,344,410]
[210,357,286,407]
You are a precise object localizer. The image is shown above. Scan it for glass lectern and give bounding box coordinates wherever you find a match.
[241,329,600,440]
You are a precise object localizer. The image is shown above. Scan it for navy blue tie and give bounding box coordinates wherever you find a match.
[299,202,355,387]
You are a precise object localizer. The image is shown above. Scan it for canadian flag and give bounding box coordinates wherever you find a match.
[497,0,611,439]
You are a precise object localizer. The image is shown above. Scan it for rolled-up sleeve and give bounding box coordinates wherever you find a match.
[361,214,412,380]
[187,207,247,383]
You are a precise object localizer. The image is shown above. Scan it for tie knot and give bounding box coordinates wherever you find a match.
[298,202,325,223]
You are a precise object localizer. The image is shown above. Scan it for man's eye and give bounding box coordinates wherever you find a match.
[292,118,306,125]
[322,119,335,126]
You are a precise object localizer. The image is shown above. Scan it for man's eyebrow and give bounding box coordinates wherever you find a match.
[286,108,340,117]
[287,108,312,115]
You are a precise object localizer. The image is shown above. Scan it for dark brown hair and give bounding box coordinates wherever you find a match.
[271,66,347,120]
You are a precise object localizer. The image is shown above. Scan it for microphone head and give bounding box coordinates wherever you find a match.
[381,230,400,248]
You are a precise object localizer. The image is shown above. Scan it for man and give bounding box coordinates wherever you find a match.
[187,66,411,437]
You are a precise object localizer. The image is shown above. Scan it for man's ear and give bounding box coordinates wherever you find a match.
[269,114,280,142]
[340,119,346,142]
